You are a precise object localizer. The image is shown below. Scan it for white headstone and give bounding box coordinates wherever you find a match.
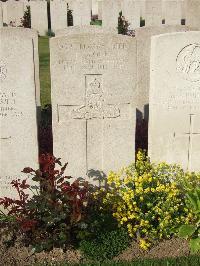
[135,25,196,118]
[0,29,39,198]
[98,0,102,20]
[55,25,117,35]
[50,0,68,33]
[180,0,186,19]
[145,0,162,27]
[0,2,3,28]
[186,0,200,29]
[2,2,8,25]
[102,0,121,29]
[72,0,92,26]
[149,31,200,171]
[30,1,48,36]
[3,28,41,107]
[121,0,140,29]
[6,0,24,27]
[92,0,98,16]
[163,0,182,25]
[140,0,145,19]
[51,33,136,178]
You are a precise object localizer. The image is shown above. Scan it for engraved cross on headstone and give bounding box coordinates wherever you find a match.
[174,114,200,171]
[57,74,127,173]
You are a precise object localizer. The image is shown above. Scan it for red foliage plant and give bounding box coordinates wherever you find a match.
[0,154,90,249]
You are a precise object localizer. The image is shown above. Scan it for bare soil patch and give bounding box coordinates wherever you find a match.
[0,237,191,265]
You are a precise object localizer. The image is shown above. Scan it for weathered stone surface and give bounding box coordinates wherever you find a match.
[102,0,121,28]
[0,29,38,198]
[121,0,140,29]
[163,0,181,25]
[30,1,48,36]
[149,31,200,171]
[135,25,196,118]
[72,0,92,26]
[5,0,24,27]
[55,25,117,36]
[186,0,200,29]
[145,0,162,27]
[50,0,68,33]
[51,33,136,178]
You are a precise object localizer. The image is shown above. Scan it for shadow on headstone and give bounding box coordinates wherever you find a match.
[144,104,149,122]
[38,104,53,154]
[135,108,148,153]
[87,169,107,187]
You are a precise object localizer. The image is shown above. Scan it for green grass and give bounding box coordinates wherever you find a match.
[38,36,51,108]
[90,20,102,26]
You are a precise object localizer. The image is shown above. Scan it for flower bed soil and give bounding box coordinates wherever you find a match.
[0,237,190,266]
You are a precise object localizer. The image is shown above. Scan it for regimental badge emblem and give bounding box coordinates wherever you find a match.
[176,44,200,82]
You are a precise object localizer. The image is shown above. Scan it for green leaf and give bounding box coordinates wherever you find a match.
[190,238,200,254]
[178,225,196,238]
[187,192,198,211]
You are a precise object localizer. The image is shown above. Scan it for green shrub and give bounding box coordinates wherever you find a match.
[20,6,31,28]
[118,11,129,35]
[67,3,73,26]
[79,227,131,262]
[96,151,200,250]
[179,187,200,253]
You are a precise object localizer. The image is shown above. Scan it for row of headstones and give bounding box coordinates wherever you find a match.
[1,26,200,198]
[1,0,200,35]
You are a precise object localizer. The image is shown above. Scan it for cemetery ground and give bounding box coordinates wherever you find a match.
[1,37,200,265]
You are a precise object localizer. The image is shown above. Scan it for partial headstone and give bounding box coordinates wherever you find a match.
[30,1,48,36]
[149,31,200,171]
[121,0,140,29]
[2,1,8,25]
[72,0,92,26]
[6,0,24,27]
[51,33,136,178]
[186,0,200,29]
[92,0,98,16]
[98,0,103,20]
[55,25,117,36]
[102,0,121,29]
[145,0,162,27]
[0,29,39,198]
[180,0,186,19]
[140,0,145,19]
[0,2,3,28]
[135,25,196,118]
[2,28,41,107]
[50,0,68,33]
[163,0,181,25]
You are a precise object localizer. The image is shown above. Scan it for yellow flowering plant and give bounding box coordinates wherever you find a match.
[97,151,200,250]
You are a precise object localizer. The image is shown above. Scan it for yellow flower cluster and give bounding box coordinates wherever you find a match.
[99,151,200,250]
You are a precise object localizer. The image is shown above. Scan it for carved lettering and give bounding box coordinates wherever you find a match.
[0,91,23,117]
